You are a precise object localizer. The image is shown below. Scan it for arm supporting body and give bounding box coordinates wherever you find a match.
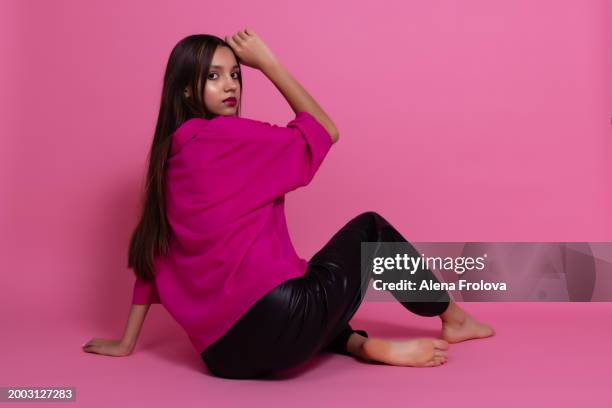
[120,304,151,352]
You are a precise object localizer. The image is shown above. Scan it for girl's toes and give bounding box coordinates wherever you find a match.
[434,350,447,358]
[433,339,449,350]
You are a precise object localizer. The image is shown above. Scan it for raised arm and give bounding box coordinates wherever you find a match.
[261,60,340,143]
[225,28,340,143]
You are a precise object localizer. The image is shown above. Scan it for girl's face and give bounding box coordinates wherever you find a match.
[202,46,241,116]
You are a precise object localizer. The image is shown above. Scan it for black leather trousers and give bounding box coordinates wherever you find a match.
[201,211,451,379]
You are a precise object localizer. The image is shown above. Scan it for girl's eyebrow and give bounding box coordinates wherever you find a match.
[209,64,240,69]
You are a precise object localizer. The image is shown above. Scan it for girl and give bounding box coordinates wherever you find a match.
[82,28,494,379]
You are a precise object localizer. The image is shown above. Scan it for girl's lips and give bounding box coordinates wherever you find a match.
[223,98,237,106]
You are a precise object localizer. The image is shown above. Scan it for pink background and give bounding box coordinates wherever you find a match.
[1,0,611,406]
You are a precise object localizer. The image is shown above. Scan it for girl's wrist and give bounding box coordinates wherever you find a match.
[260,58,282,76]
[120,338,136,352]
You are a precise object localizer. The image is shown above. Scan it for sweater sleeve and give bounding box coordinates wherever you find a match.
[201,111,334,203]
[132,276,161,305]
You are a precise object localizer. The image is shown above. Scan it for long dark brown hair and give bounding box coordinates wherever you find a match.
[128,34,243,281]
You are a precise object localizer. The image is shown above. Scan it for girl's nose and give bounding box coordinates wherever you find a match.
[225,77,238,91]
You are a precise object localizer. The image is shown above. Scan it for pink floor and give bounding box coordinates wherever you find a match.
[2,302,611,407]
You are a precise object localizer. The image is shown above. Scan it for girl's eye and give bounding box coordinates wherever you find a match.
[207,72,241,80]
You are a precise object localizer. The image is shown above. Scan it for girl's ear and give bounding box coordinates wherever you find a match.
[184,87,191,98]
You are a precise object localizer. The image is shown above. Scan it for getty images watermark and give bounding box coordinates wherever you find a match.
[360,242,612,302]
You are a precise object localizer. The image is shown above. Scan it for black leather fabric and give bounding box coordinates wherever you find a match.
[201,211,450,379]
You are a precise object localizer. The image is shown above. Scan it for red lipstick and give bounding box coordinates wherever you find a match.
[223,97,237,107]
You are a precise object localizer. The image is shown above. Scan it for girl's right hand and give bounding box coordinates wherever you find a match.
[82,338,133,357]
[225,28,279,71]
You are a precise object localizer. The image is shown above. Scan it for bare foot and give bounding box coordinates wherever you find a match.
[359,337,449,367]
[441,302,495,343]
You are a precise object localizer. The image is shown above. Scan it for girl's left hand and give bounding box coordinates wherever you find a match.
[225,28,278,71]
[82,338,132,357]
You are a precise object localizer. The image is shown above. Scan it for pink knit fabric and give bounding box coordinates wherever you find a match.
[132,111,333,353]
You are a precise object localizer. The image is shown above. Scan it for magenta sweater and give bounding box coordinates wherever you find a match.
[131,111,333,353]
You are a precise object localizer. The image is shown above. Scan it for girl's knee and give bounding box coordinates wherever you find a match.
[358,210,381,220]
[353,211,384,229]
[360,211,392,226]
[358,211,394,233]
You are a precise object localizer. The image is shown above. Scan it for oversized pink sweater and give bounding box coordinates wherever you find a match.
[131,111,333,353]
